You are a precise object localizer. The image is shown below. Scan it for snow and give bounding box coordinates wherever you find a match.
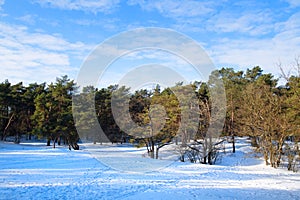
[0,138,299,200]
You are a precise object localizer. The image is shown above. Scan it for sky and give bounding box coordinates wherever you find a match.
[0,0,300,88]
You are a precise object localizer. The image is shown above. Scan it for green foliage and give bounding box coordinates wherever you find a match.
[31,76,79,149]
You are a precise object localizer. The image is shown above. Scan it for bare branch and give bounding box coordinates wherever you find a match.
[277,60,290,81]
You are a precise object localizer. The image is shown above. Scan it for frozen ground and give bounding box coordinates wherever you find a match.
[0,138,299,200]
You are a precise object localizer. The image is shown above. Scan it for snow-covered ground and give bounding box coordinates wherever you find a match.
[0,138,299,200]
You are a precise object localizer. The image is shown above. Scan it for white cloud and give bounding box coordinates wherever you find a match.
[16,14,36,25]
[0,22,92,85]
[72,18,120,31]
[128,0,216,19]
[207,10,274,36]
[209,12,300,80]
[127,0,275,36]
[33,0,120,14]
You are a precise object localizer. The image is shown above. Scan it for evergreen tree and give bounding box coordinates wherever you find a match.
[32,76,79,149]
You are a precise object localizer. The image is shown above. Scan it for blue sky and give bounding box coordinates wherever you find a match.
[0,0,300,87]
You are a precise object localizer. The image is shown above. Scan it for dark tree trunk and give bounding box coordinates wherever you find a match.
[53,136,59,148]
[180,155,185,162]
[230,95,235,153]
[208,151,212,165]
[151,139,155,159]
[147,138,155,159]
[232,135,235,153]
[71,142,79,150]
[202,156,207,164]
[47,138,51,146]
[57,136,61,146]
[144,140,150,153]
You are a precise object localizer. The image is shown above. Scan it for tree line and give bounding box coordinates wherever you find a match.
[0,76,79,149]
[0,66,299,170]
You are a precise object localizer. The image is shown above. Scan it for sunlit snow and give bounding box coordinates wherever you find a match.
[0,138,299,199]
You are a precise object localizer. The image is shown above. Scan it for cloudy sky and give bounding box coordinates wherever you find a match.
[0,0,299,87]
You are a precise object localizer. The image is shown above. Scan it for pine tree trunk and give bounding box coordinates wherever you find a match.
[230,97,235,153]
[58,136,61,146]
[3,113,15,141]
[203,156,207,164]
[150,138,155,159]
[232,135,235,153]
[47,138,51,146]
[149,119,155,159]
[208,151,212,165]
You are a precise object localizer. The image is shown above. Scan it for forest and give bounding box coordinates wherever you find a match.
[0,66,299,171]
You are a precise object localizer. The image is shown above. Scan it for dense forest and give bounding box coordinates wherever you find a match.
[0,66,299,171]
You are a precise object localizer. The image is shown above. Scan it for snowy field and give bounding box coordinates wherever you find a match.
[0,138,300,200]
